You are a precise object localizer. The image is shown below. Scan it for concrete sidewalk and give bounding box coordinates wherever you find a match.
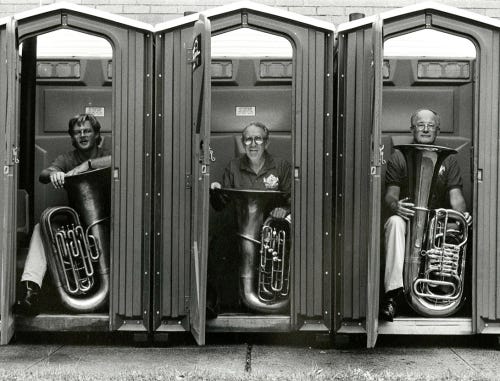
[0,334,498,379]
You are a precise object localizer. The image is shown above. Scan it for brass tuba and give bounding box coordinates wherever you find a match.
[216,188,290,313]
[40,167,110,313]
[396,144,469,317]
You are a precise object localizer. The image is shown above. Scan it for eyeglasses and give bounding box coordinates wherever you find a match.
[242,136,266,146]
[73,128,93,136]
[414,123,438,131]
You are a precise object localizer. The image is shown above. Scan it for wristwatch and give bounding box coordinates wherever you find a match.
[88,159,92,170]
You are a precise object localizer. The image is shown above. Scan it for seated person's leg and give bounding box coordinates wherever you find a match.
[14,223,46,315]
[380,215,406,321]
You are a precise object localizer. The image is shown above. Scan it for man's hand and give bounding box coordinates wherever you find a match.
[462,211,472,226]
[49,171,66,189]
[210,182,221,190]
[392,197,415,220]
[270,207,289,219]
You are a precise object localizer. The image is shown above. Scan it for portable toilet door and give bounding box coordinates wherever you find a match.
[189,14,212,345]
[0,2,154,341]
[153,2,335,345]
[338,1,500,347]
[0,17,20,345]
[334,15,383,347]
[150,13,212,345]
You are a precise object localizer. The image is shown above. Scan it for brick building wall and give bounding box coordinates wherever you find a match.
[0,0,498,26]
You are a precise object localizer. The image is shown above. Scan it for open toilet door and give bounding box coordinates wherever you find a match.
[189,13,212,346]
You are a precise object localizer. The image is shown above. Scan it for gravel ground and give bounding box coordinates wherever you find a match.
[0,334,498,380]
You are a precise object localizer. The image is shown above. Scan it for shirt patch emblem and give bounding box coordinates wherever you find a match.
[439,165,445,176]
[263,174,279,190]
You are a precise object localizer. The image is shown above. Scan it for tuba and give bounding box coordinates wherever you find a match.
[397,144,469,317]
[40,167,110,313]
[216,188,290,313]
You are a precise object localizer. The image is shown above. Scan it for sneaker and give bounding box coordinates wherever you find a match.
[13,281,40,316]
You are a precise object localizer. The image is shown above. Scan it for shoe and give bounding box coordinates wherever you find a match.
[380,288,403,322]
[206,304,218,320]
[380,296,397,322]
[13,281,40,316]
[205,282,219,319]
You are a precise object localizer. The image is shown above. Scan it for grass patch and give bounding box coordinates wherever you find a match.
[0,366,491,381]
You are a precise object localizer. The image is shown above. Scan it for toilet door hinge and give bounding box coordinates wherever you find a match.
[12,146,19,164]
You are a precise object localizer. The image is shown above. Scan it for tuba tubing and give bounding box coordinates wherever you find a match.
[397,144,468,317]
[41,206,109,312]
[239,231,289,313]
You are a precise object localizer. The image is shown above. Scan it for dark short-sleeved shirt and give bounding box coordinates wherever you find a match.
[385,148,463,209]
[47,147,111,173]
[221,151,292,194]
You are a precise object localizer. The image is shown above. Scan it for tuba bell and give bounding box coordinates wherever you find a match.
[216,188,290,313]
[40,167,110,313]
[396,144,469,317]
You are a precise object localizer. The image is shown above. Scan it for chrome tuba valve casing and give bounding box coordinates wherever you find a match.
[258,215,291,304]
[412,208,468,314]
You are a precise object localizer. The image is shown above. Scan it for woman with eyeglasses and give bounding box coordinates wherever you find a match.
[380,108,472,322]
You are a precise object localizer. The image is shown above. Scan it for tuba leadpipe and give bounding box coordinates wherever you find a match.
[396,144,469,317]
[40,167,111,313]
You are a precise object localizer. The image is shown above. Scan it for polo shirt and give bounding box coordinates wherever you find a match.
[222,151,291,194]
[385,148,463,209]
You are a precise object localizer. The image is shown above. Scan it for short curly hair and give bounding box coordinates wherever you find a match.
[68,113,102,146]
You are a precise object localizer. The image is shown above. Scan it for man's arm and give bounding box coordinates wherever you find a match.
[449,188,466,213]
[65,155,111,177]
[385,185,400,212]
[449,188,472,225]
[209,163,233,211]
[41,155,111,189]
[90,155,111,169]
[445,157,471,224]
[385,184,415,219]
[39,167,61,185]
[270,159,292,219]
